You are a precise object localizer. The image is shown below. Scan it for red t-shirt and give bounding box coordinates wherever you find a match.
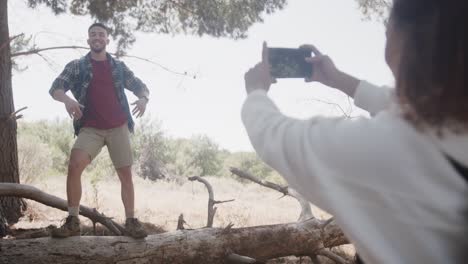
[82,59,127,129]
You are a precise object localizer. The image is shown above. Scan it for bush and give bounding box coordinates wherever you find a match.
[17,134,53,184]
[133,117,173,181]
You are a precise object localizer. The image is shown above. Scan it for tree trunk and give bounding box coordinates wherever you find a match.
[0,219,348,264]
[0,0,25,236]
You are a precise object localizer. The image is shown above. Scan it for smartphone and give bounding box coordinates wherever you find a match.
[268,48,312,78]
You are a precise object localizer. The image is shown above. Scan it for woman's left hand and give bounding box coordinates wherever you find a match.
[244,42,276,94]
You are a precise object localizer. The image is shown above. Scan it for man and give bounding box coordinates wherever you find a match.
[49,23,150,239]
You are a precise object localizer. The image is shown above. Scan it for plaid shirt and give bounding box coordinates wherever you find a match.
[49,52,149,135]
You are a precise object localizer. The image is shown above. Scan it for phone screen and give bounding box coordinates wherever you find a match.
[268,48,312,78]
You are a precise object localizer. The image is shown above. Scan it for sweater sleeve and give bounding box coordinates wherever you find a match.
[353,80,394,116]
[241,90,389,214]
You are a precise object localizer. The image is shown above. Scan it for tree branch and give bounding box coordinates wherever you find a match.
[229,167,314,221]
[226,253,258,263]
[0,183,124,235]
[123,54,193,77]
[316,249,349,264]
[188,176,234,227]
[321,217,335,230]
[0,33,24,51]
[11,45,195,78]
[230,167,288,194]
[11,45,90,57]
[177,213,186,230]
[302,97,353,119]
[0,218,348,263]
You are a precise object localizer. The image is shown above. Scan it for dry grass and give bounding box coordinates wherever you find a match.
[13,174,355,263]
[17,175,332,230]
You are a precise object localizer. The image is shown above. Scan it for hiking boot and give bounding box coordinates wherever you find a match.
[125,218,147,239]
[50,215,81,238]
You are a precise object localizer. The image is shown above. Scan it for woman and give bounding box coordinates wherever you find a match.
[242,0,467,263]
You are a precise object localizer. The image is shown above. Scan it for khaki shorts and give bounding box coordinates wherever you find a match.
[72,124,133,169]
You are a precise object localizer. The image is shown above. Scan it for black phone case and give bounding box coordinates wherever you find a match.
[268,48,313,78]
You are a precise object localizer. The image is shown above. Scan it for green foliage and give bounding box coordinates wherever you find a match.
[224,152,273,179]
[186,135,223,177]
[167,135,223,177]
[133,117,173,181]
[17,119,74,174]
[17,133,53,184]
[17,118,286,184]
[355,0,392,20]
[10,34,32,72]
[26,0,286,54]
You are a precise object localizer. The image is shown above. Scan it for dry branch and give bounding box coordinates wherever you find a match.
[321,217,335,229]
[177,213,186,230]
[0,218,348,264]
[11,45,89,57]
[0,33,24,51]
[188,176,234,227]
[226,253,258,263]
[316,249,349,264]
[0,183,124,235]
[229,167,314,221]
[11,45,193,77]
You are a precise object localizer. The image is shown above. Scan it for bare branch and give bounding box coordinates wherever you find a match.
[11,45,194,77]
[9,106,27,120]
[288,188,314,221]
[321,217,335,229]
[177,213,186,230]
[214,199,235,205]
[309,255,323,264]
[1,106,28,123]
[0,183,124,235]
[0,33,24,51]
[229,167,288,195]
[11,45,90,57]
[226,253,258,263]
[222,223,235,234]
[303,97,353,118]
[123,54,194,77]
[188,176,233,227]
[230,167,314,221]
[316,249,349,264]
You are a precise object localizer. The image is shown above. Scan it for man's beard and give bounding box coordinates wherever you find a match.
[91,46,105,53]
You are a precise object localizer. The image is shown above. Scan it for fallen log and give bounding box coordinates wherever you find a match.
[0,183,124,235]
[0,218,347,264]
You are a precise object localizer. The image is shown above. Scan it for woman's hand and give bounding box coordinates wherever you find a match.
[301,44,360,97]
[244,42,277,94]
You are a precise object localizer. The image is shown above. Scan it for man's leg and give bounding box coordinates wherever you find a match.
[67,149,91,211]
[51,149,91,238]
[116,166,146,238]
[51,127,103,238]
[107,124,146,238]
[116,166,135,219]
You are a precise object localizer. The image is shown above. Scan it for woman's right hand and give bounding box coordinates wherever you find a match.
[300,44,341,86]
[300,44,360,97]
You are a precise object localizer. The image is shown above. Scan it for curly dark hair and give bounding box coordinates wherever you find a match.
[391,0,467,133]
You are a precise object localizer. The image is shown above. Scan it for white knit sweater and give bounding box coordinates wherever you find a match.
[241,81,468,264]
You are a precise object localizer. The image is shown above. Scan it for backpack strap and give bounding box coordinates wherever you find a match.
[445,155,468,183]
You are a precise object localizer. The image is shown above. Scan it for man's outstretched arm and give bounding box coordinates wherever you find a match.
[49,60,83,119]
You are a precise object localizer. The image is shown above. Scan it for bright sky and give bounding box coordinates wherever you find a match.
[9,0,393,152]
